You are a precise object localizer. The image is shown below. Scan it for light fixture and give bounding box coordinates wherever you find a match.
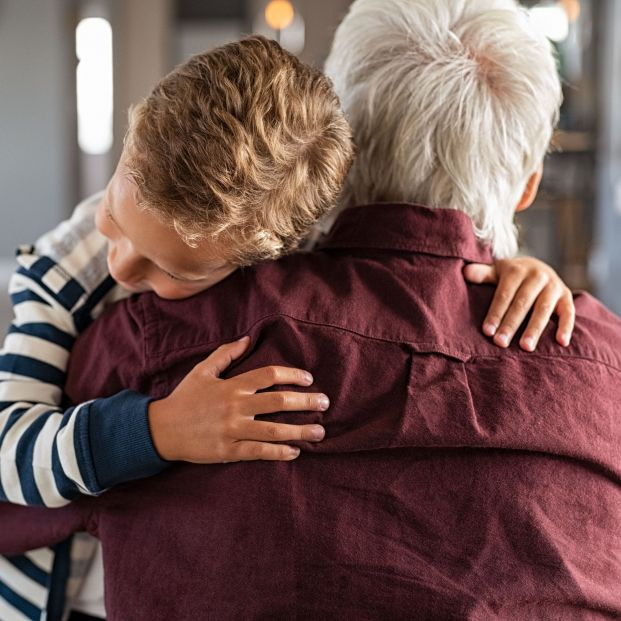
[254,1,305,55]
[76,17,113,154]
[265,0,295,31]
[529,4,569,42]
[559,0,581,23]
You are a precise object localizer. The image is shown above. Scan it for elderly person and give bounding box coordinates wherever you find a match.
[2,0,621,619]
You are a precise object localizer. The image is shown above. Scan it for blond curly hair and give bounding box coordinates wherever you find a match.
[124,36,353,266]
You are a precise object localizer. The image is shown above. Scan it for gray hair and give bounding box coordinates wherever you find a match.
[325,0,562,257]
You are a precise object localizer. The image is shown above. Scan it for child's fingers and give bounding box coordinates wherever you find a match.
[242,420,325,443]
[234,365,314,392]
[555,290,576,347]
[245,391,329,417]
[197,336,251,378]
[463,263,498,285]
[492,275,546,347]
[518,284,563,351]
[230,441,301,461]
[481,266,526,338]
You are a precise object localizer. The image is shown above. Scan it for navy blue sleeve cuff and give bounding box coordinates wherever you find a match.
[77,390,169,492]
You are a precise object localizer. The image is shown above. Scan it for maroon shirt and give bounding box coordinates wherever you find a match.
[14,204,621,619]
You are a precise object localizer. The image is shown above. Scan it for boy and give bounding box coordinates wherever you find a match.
[0,36,352,621]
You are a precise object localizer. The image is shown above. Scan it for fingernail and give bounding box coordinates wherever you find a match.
[496,333,509,347]
[562,333,571,346]
[484,323,497,336]
[311,426,325,440]
[319,395,330,410]
[237,336,250,343]
[521,336,535,351]
[288,447,301,459]
[303,372,314,385]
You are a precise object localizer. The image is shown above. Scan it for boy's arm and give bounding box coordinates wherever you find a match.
[0,196,167,508]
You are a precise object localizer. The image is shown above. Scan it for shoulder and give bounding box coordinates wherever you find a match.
[66,291,146,398]
[570,291,621,371]
[19,192,108,293]
[10,192,119,326]
[32,192,102,256]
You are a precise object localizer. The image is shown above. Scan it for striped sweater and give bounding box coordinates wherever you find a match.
[0,194,167,620]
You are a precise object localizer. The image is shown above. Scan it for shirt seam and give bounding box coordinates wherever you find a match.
[468,352,621,375]
[142,312,450,359]
[142,311,621,374]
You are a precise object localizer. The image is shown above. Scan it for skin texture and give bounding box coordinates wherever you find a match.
[95,160,237,300]
[148,338,330,463]
[464,258,574,352]
[96,162,575,462]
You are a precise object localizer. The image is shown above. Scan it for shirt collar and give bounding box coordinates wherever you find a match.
[319,203,493,264]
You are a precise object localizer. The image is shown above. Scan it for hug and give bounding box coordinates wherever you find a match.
[0,1,619,619]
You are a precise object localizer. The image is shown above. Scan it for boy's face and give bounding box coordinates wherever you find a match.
[95,161,236,300]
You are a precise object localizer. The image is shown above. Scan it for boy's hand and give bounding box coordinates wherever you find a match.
[463,257,575,352]
[148,336,328,463]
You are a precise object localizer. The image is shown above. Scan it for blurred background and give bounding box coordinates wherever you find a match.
[0,0,619,328]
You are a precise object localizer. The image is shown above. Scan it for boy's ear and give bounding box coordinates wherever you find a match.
[515,169,543,213]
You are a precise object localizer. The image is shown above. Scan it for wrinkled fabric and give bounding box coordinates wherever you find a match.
[9,204,621,620]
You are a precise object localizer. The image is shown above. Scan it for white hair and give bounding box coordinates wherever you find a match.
[324,0,562,257]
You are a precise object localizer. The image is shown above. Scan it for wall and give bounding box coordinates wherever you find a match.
[0,0,75,327]
[0,259,14,331]
[593,0,621,314]
[109,0,173,164]
[0,0,75,256]
[295,0,352,67]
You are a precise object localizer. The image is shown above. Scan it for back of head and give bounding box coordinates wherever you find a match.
[325,0,562,257]
[125,36,353,265]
